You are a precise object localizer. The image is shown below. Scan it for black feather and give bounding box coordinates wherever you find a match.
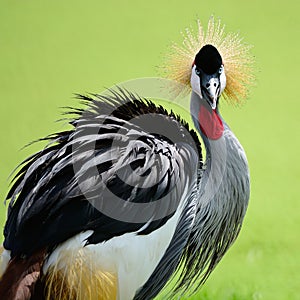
[195,44,222,75]
[4,88,202,261]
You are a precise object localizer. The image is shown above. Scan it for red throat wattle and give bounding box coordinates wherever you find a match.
[198,104,224,140]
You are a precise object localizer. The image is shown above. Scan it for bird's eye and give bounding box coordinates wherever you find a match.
[219,66,223,74]
[195,68,200,76]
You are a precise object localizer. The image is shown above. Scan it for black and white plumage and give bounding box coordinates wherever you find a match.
[0,18,253,300]
[0,91,203,300]
[4,92,201,256]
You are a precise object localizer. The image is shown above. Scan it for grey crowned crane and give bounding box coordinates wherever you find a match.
[0,18,253,300]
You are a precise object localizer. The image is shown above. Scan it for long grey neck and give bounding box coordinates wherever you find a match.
[190,91,225,170]
[190,91,249,207]
[190,91,230,144]
[179,92,250,291]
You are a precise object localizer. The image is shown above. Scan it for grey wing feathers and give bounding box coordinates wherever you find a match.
[4,89,203,262]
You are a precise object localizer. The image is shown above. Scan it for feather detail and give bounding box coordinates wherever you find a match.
[44,247,117,300]
[0,246,11,281]
[161,16,255,104]
[0,248,46,300]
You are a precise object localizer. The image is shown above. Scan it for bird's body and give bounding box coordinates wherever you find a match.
[132,91,250,300]
[0,93,201,300]
[0,18,253,300]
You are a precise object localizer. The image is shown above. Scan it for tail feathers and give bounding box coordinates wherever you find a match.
[0,249,46,300]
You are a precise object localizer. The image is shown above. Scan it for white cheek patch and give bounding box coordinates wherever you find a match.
[219,70,226,94]
[191,65,202,98]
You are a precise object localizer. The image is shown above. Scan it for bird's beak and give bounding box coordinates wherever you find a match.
[200,75,220,110]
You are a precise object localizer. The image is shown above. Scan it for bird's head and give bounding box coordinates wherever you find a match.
[162,17,254,106]
[191,44,226,110]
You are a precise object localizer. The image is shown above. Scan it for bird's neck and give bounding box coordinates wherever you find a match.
[190,89,250,219]
[190,91,225,158]
[190,91,249,205]
[186,92,250,284]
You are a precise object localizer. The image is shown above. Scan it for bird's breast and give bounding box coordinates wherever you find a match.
[42,202,185,300]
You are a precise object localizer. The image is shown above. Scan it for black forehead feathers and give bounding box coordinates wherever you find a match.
[194,44,222,75]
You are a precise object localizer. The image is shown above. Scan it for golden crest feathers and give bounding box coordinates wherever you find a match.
[162,16,254,103]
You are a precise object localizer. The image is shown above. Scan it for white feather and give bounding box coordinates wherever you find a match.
[43,184,190,300]
[0,249,11,277]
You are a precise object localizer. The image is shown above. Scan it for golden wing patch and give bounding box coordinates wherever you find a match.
[44,248,117,300]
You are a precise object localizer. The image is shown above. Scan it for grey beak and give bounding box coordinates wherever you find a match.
[201,75,220,110]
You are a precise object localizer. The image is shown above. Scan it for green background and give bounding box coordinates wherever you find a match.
[0,1,299,299]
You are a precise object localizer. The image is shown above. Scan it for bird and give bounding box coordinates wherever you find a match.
[0,17,254,300]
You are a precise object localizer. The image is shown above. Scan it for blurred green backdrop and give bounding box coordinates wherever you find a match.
[0,1,299,299]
